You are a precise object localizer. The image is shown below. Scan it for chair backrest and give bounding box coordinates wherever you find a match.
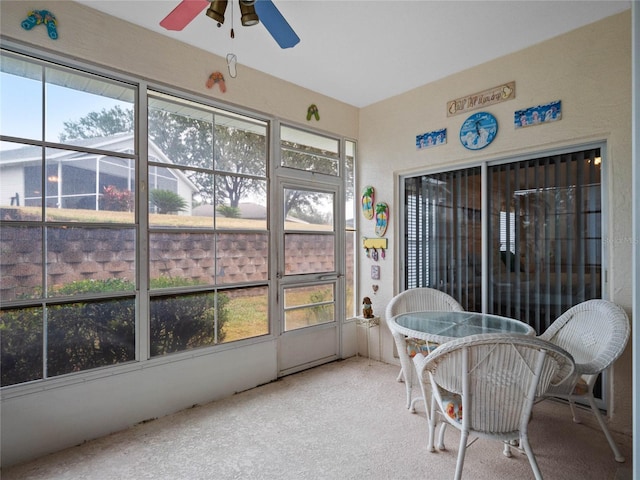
[539,299,630,375]
[418,333,574,435]
[385,287,463,320]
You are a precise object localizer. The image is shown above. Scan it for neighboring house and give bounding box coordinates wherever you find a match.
[0,133,198,214]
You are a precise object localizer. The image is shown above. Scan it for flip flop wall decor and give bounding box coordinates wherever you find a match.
[361,186,374,220]
[374,202,389,237]
[21,9,58,39]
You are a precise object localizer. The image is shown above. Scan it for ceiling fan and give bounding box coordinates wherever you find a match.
[160,0,300,49]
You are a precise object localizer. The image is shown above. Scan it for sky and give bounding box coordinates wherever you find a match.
[1,71,132,151]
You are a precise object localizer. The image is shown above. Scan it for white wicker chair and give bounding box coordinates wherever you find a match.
[413,333,575,480]
[538,299,630,463]
[385,288,463,411]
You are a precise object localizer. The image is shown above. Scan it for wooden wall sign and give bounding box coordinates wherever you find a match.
[447,81,516,117]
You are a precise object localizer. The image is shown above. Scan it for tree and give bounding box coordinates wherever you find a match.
[59,105,351,217]
[214,126,267,207]
[60,106,268,208]
[59,105,134,142]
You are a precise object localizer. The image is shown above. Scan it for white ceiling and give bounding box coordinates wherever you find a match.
[75,0,631,108]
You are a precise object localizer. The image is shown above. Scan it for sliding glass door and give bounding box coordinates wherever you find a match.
[488,148,602,332]
[402,145,604,335]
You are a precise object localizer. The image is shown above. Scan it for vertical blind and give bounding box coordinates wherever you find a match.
[404,167,482,311]
[404,147,602,333]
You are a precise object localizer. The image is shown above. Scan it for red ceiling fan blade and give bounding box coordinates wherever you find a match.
[160,0,210,31]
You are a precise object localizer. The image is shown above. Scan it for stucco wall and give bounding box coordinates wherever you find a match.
[358,11,633,435]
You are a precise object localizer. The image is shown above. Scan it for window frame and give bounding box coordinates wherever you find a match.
[0,42,358,391]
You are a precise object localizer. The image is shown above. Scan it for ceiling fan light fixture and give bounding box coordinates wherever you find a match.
[206,0,228,25]
[239,2,259,27]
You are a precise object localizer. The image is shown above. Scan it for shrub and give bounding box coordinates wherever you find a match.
[149,189,188,214]
[216,204,241,218]
[1,277,230,386]
[101,185,134,212]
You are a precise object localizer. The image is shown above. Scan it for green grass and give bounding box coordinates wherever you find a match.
[223,295,269,341]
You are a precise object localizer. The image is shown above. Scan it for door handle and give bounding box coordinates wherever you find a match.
[318,274,343,280]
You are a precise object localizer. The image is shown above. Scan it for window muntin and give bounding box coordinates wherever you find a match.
[283,283,335,331]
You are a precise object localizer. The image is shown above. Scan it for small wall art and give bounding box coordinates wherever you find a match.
[416,128,447,150]
[371,265,380,280]
[514,100,561,129]
[447,81,515,116]
[374,202,389,237]
[21,9,58,39]
[361,185,375,220]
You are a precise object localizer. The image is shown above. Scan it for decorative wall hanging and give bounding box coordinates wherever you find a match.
[21,9,58,39]
[306,104,320,121]
[362,237,387,250]
[459,112,498,150]
[447,81,515,117]
[374,202,389,237]
[226,53,238,78]
[416,128,447,150]
[514,100,562,129]
[371,265,380,280]
[206,72,226,92]
[361,186,375,220]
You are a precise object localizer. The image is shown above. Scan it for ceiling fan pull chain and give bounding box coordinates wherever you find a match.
[230,1,234,38]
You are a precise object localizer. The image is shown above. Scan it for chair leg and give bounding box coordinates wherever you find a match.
[437,421,447,450]
[568,398,581,423]
[502,442,512,458]
[404,367,413,410]
[519,435,543,480]
[427,395,438,452]
[586,395,626,462]
[409,395,423,413]
[397,367,404,382]
[454,431,469,480]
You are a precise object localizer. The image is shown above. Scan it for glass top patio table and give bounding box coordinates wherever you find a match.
[390,311,535,345]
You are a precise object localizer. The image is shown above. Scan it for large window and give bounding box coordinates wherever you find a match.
[403,147,603,334]
[147,93,270,355]
[1,52,137,386]
[1,48,357,387]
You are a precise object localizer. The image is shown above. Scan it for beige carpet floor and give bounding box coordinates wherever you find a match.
[2,356,633,480]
